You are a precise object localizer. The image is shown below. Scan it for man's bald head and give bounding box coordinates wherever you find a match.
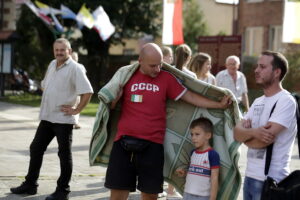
[139,43,163,61]
[138,43,163,78]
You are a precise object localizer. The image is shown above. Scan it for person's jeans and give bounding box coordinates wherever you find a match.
[243,176,264,200]
[25,120,73,192]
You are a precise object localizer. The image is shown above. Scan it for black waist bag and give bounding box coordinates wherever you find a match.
[120,135,150,152]
[261,170,300,200]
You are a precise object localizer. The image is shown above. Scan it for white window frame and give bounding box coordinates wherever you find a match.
[268,25,283,52]
[244,26,264,56]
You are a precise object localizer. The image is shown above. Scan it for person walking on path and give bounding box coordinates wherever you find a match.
[10,38,94,200]
[104,43,231,200]
[234,51,297,200]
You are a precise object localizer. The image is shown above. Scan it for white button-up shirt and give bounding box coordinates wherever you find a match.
[216,69,248,103]
[39,57,93,124]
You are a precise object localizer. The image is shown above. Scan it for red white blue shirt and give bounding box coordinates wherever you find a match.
[115,69,186,144]
[184,148,220,197]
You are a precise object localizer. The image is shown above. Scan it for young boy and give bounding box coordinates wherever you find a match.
[176,117,220,200]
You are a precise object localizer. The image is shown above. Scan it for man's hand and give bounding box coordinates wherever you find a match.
[175,168,186,177]
[219,95,232,109]
[254,123,275,144]
[61,105,78,115]
[242,119,252,128]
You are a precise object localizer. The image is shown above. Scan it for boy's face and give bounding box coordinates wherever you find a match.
[190,126,211,150]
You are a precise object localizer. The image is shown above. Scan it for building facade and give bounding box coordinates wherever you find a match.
[238,0,285,56]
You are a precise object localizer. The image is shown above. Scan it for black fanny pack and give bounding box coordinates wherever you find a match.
[120,135,150,152]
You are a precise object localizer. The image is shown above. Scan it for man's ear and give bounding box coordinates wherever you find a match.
[274,68,282,80]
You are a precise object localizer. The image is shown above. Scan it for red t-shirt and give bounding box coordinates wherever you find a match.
[115,69,186,144]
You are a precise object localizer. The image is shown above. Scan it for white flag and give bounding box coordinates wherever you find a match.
[162,0,184,45]
[92,6,115,41]
[76,4,95,29]
[282,1,300,43]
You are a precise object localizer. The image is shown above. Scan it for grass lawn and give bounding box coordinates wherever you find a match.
[0,93,99,116]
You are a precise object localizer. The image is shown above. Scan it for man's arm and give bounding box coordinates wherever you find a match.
[180,90,231,109]
[110,88,123,109]
[61,93,93,115]
[242,93,249,112]
[210,168,219,200]
[234,121,285,148]
[244,122,285,148]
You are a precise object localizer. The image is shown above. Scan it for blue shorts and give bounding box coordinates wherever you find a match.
[104,139,164,194]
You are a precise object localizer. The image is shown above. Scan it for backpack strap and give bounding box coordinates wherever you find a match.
[264,101,277,176]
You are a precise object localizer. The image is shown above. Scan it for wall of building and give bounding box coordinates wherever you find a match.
[197,0,235,35]
[1,0,16,31]
[238,0,284,55]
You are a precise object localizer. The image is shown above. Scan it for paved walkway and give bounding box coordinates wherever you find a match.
[0,101,300,200]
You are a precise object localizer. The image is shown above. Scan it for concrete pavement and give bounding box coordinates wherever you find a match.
[0,101,300,200]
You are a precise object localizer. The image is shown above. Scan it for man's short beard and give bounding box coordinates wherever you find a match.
[258,78,275,89]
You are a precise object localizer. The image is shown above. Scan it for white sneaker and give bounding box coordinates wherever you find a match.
[167,191,182,199]
[158,191,167,198]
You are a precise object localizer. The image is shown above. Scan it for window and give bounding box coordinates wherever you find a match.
[269,25,283,52]
[244,26,264,56]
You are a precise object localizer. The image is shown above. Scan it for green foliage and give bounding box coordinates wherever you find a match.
[283,50,300,92]
[217,30,227,36]
[14,0,162,91]
[14,5,55,80]
[183,0,208,52]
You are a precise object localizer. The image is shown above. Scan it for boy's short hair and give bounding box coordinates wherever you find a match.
[190,117,213,134]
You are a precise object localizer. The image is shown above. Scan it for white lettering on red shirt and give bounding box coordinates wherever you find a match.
[131,83,160,92]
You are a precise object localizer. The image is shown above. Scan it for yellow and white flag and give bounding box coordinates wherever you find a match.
[35,0,61,15]
[283,0,300,43]
[76,4,95,29]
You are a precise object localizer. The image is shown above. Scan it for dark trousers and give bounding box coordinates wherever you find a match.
[25,120,73,192]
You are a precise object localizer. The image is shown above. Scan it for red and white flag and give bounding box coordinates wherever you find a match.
[162,0,184,45]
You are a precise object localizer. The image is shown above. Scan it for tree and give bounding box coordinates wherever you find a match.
[283,49,300,92]
[183,0,208,52]
[14,0,162,92]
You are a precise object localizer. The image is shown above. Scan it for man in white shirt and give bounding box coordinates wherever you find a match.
[216,55,249,113]
[234,51,297,200]
[10,38,94,200]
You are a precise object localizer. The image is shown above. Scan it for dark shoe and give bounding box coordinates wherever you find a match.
[10,182,37,195]
[45,190,69,200]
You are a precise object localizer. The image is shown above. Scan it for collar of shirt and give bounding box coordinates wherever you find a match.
[225,69,242,79]
[55,57,72,70]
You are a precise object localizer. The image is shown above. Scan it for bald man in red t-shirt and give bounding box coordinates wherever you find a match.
[105,43,231,200]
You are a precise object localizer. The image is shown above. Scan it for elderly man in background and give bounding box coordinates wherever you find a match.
[216,55,249,113]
